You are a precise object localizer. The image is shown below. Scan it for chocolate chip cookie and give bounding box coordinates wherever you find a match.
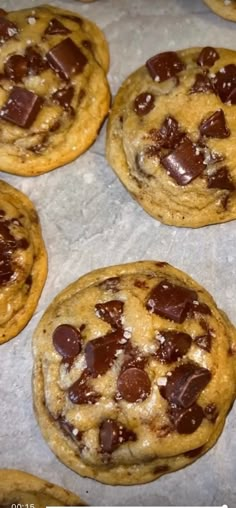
[0,469,85,507]
[32,261,236,485]
[204,0,236,21]
[0,5,110,175]
[0,180,47,344]
[106,47,236,227]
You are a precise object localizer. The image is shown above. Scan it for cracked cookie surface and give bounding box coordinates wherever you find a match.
[0,4,110,175]
[33,261,236,485]
[204,0,236,21]
[0,180,47,344]
[106,47,236,227]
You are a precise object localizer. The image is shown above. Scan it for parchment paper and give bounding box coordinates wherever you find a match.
[1,0,236,506]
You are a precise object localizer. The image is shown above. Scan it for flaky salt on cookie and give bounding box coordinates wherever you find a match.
[33,261,236,485]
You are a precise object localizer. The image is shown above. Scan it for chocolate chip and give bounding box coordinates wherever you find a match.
[146,51,185,82]
[190,300,212,315]
[58,416,82,441]
[0,86,43,128]
[99,277,121,292]
[161,137,206,186]
[68,369,100,405]
[200,109,230,138]
[207,166,235,191]
[99,419,136,453]
[62,14,83,28]
[0,16,18,44]
[85,329,126,377]
[133,92,155,116]
[53,324,82,359]
[184,445,204,458]
[117,367,151,402]
[161,363,211,408]
[204,403,218,423]
[213,64,236,104]
[153,465,170,475]
[95,300,124,328]
[146,280,198,323]
[25,46,48,75]
[52,86,74,110]
[155,330,192,363]
[46,37,87,80]
[159,116,184,149]
[134,279,149,289]
[169,404,204,434]
[121,344,146,372]
[189,73,215,94]
[0,9,7,16]
[197,47,219,67]
[4,55,28,82]
[194,333,212,352]
[17,238,29,250]
[45,18,71,35]
[0,221,16,284]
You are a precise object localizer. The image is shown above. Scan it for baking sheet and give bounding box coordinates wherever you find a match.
[1,0,236,506]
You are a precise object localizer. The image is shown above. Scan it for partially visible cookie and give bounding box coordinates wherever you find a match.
[0,180,47,344]
[33,261,236,485]
[0,469,85,506]
[106,47,236,227]
[204,0,236,21]
[0,5,110,175]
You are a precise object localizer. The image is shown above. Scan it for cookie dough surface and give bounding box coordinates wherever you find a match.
[204,0,236,21]
[0,4,110,175]
[107,47,236,227]
[0,180,47,344]
[33,261,236,485]
[0,469,85,507]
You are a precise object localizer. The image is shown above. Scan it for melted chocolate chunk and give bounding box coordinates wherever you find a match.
[197,47,219,68]
[25,46,48,75]
[133,92,155,116]
[58,416,82,441]
[146,51,185,82]
[117,367,151,403]
[0,16,18,44]
[85,328,126,377]
[95,300,124,328]
[4,54,28,82]
[53,324,82,359]
[0,86,43,128]
[45,18,71,35]
[190,300,212,316]
[46,37,87,80]
[161,137,206,186]
[200,109,230,138]
[207,166,235,191]
[161,363,211,408]
[159,116,184,149]
[194,333,212,352]
[169,404,204,434]
[99,419,136,453]
[0,9,7,16]
[189,73,215,94]
[213,64,236,104]
[0,221,16,284]
[204,403,219,423]
[153,465,170,475]
[121,344,147,372]
[52,86,74,110]
[184,445,204,458]
[68,369,100,404]
[155,330,192,363]
[17,237,29,250]
[146,280,197,323]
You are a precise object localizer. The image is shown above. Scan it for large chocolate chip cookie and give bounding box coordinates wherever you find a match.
[204,0,236,21]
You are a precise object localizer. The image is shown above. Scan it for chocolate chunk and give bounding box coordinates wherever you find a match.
[161,137,206,186]
[25,274,32,287]
[95,300,124,328]
[133,92,155,116]
[121,344,146,372]
[4,55,28,82]
[204,403,218,423]
[117,367,151,403]
[200,109,230,138]
[184,445,204,458]
[159,116,184,149]
[0,221,16,284]
[62,14,83,28]
[46,37,87,80]
[17,238,29,250]
[134,279,149,289]
[214,64,236,104]
[68,369,100,405]
[0,16,18,44]
[190,300,212,315]
[161,363,211,408]
[0,9,7,16]
[25,46,48,75]
[197,47,219,68]
[0,86,43,128]
[155,330,192,363]
[85,329,126,377]
[99,277,121,292]
[45,18,71,35]
[58,416,82,442]
[146,280,197,323]
[169,404,204,434]
[99,419,136,453]
[194,333,212,352]
[207,166,235,191]
[53,324,82,359]
[146,51,185,82]
[52,86,74,110]
[153,465,170,475]
[189,73,215,94]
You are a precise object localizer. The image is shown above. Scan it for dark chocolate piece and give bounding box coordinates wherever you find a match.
[99,419,136,453]
[169,404,204,434]
[146,280,197,323]
[0,86,43,128]
[95,300,124,328]
[213,64,236,104]
[190,300,212,315]
[53,324,82,359]
[199,109,230,138]
[0,9,7,16]
[161,363,211,408]
[0,221,17,284]
[194,333,212,352]
[4,54,28,82]
[133,92,155,116]
[204,403,218,423]
[207,166,235,191]
[46,37,87,80]
[146,51,185,82]
[52,86,74,110]
[155,330,192,363]
[197,47,219,68]
[45,18,71,35]
[117,367,151,403]
[68,369,100,405]
[189,73,215,94]
[184,445,204,458]
[0,16,18,44]
[85,329,126,377]
[161,137,206,186]
[58,416,82,442]
[25,46,48,75]
[153,465,170,475]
